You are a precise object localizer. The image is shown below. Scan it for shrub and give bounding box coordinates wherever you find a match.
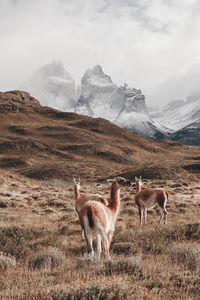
[0,200,9,208]
[169,244,200,270]
[49,282,129,300]
[0,252,16,270]
[28,248,66,269]
[105,256,141,275]
[0,226,41,259]
[76,253,98,268]
[112,242,133,255]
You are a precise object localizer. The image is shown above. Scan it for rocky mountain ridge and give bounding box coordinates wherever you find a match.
[21,62,167,140]
[20,61,200,144]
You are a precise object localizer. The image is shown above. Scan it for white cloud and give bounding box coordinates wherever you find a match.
[0,0,200,105]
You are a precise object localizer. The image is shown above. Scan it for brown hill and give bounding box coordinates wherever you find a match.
[0,90,199,182]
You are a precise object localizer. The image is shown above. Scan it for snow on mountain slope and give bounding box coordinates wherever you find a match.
[21,60,77,111]
[154,98,200,131]
[170,120,200,146]
[116,111,168,139]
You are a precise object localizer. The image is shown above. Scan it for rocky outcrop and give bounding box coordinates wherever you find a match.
[74,94,94,116]
[0,90,40,113]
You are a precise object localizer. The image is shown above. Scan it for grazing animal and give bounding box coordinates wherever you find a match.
[135,176,169,226]
[73,178,108,214]
[78,177,126,259]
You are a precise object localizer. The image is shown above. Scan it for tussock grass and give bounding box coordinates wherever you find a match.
[0,252,16,270]
[48,281,129,300]
[112,242,134,255]
[0,176,200,299]
[169,243,200,270]
[113,223,200,255]
[28,248,66,270]
[105,256,141,275]
[0,226,41,259]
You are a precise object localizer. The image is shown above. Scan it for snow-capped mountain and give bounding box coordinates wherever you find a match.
[21,60,77,111]
[170,121,200,146]
[151,99,184,119]
[23,61,200,141]
[75,65,167,139]
[153,98,200,131]
[150,97,200,145]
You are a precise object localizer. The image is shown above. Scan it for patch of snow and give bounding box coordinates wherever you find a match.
[88,77,115,87]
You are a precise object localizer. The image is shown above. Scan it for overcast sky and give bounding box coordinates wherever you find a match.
[0,0,200,105]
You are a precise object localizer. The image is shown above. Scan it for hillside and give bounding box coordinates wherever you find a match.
[0,91,200,299]
[0,90,200,182]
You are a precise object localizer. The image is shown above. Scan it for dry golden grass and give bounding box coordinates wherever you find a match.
[0,169,199,299]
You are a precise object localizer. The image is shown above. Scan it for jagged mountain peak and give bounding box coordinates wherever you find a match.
[21,60,77,110]
[32,60,74,83]
[91,64,103,73]
[76,65,164,139]
[81,65,116,91]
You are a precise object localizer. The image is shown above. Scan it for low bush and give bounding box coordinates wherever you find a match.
[169,244,200,270]
[28,248,66,269]
[105,256,141,275]
[49,282,129,300]
[0,252,17,270]
[112,242,133,255]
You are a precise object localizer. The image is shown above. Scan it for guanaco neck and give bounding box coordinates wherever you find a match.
[136,181,141,193]
[74,184,80,200]
[108,184,120,216]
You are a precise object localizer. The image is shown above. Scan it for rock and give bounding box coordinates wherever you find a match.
[0,90,40,113]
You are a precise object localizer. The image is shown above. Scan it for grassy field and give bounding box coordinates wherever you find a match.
[0,170,199,299]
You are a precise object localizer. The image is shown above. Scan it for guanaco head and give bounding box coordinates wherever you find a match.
[135,176,143,192]
[73,177,80,185]
[73,178,81,198]
[107,177,127,188]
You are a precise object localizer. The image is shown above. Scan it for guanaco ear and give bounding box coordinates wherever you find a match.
[140,176,142,180]
[78,178,81,184]
[73,178,77,184]
[135,176,138,181]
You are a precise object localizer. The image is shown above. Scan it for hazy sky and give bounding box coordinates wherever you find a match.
[1,0,200,105]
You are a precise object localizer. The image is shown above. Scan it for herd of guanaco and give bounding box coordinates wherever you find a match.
[74,176,169,260]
